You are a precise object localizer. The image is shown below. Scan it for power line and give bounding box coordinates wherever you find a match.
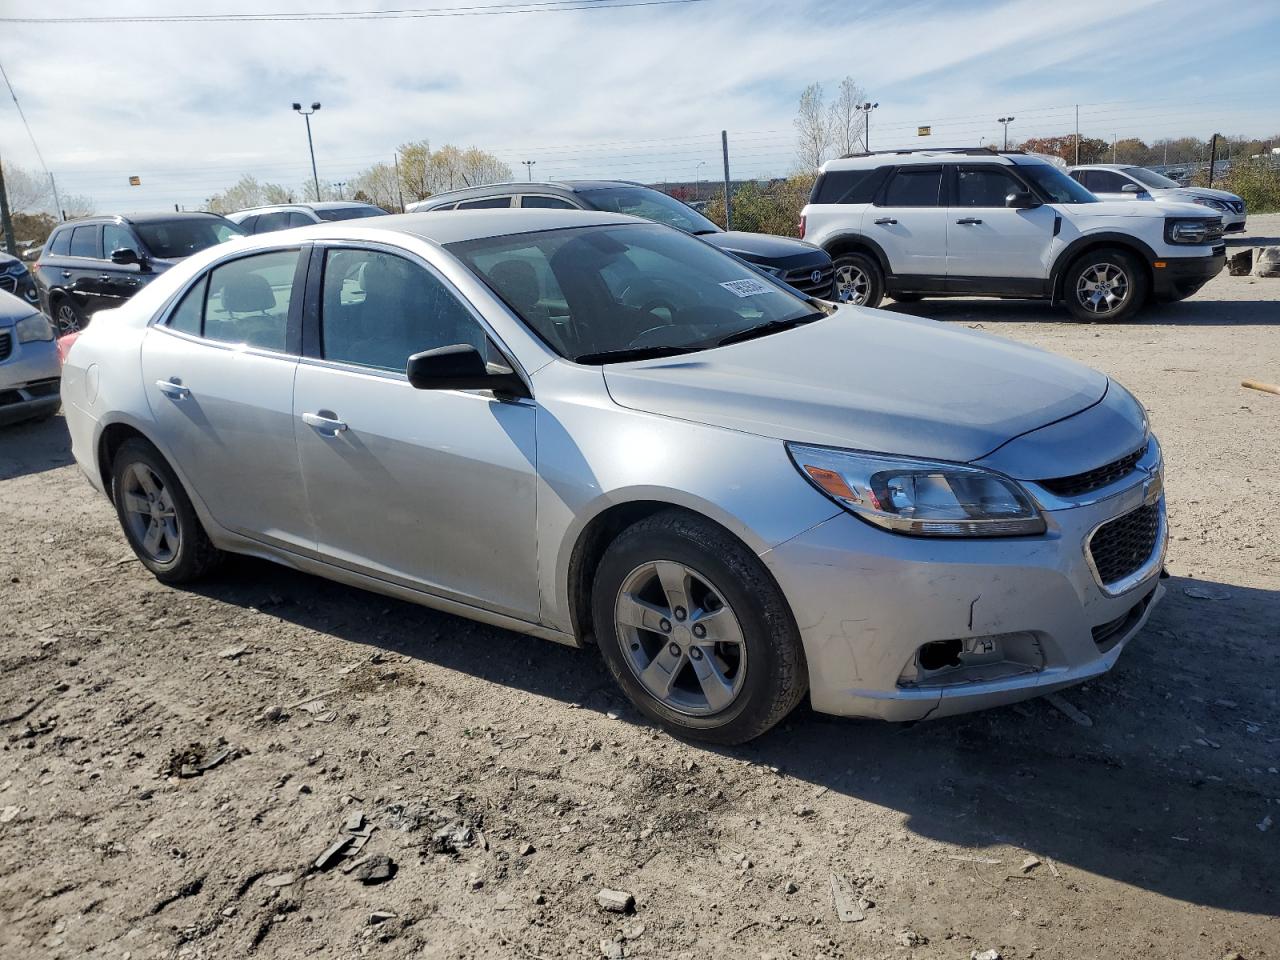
[0,59,52,178]
[0,0,707,25]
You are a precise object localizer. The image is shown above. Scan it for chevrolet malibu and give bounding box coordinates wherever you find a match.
[60,211,1167,744]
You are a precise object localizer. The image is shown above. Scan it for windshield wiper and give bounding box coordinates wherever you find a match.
[574,345,705,365]
[714,312,825,347]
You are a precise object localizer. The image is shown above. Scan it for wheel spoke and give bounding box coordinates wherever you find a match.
[691,605,742,645]
[122,491,150,515]
[142,520,164,556]
[132,466,161,498]
[689,647,735,713]
[638,643,685,699]
[654,561,692,615]
[616,593,670,633]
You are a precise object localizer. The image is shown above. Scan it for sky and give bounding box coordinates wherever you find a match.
[1,0,1278,212]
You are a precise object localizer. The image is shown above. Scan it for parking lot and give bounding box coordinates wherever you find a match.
[1,216,1277,959]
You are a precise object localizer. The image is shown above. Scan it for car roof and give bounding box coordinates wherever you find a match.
[54,211,230,227]
[416,179,648,206]
[231,201,380,214]
[821,150,1022,172]
[1068,163,1131,171]
[261,209,638,247]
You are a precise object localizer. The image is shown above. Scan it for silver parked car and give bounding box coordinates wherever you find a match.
[0,289,61,426]
[1068,164,1246,233]
[60,211,1167,743]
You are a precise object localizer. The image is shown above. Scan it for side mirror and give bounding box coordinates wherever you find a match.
[1121,183,1143,194]
[406,343,529,399]
[110,247,142,265]
[1005,191,1039,209]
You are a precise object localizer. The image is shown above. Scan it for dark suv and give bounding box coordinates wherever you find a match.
[407,180,837,299]
[34,212,244,334]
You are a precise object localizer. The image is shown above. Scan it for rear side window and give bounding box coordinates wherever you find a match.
[237,215,259,233]
[287,212,314,228]
[812,167,888,205]
[455,196,512,210]
[47,229,72,256]
[521,195,577,210]
[254,211,292,233]
[203,250,301,351]
[881,168,942,207]
[69,225,102,258]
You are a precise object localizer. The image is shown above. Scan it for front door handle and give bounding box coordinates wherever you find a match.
[955,217,983,225]
[873,217,898,225]
[155,379,191,400]
[302,411,348,434]
[61,270,73,279]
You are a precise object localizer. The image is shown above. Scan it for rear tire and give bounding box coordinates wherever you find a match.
[833,252,884,308]
[1063,248,1148,322]
[111,438,223,584]
[52,296,87,337]
[591,509,808,745]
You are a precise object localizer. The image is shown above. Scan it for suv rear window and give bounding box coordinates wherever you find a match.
[47,229,72,256]
[881,167,942,207]
[811,167,889,205]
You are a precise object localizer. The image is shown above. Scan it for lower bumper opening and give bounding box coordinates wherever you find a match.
[1092,587,1156,652]
[898,632,1045,690]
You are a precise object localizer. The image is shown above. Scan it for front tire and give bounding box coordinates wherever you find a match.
[1063,248,1148,322]
[111,438,223,583]
[833,252,884,308]
[591,510,807,745]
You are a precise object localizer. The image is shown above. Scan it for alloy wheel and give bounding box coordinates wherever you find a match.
[121,463,181,563]
[1075,262,1131,315]
[834,264,870,305]
[614,560,747,717]
[54,302,83,336]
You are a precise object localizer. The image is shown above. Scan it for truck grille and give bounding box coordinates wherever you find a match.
[0,331,11,362]
[1089,502,1160,586]
[1039,443,1147,498]
[783,264,835,298]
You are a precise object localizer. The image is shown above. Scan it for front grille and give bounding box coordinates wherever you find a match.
[1205,220,1225,242]
[0,331,11,362]
[0,276,15,293]
[1089,502,1160,586]
[1040,443,1147,498]
[783,264,835,298]
[1227,200,1245,214]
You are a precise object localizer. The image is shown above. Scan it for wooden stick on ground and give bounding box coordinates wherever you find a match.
[1242,379,1280,397]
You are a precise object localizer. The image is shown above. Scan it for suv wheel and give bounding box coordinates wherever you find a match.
[52,296,87,336]
[591,509,808,745]
[1064,248,1148,322]
[111,438,224,583]
[833,253,884,308]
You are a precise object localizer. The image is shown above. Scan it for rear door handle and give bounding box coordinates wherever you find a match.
[955,217,983,225]
[155,379,190,400]
[873,217,897,225]
[302,411,348,434]
[61,270,73,278]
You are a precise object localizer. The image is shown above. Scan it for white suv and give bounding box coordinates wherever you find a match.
[801,149,1226,322]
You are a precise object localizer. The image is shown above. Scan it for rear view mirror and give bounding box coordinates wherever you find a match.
[406,343,529,399]
[1005,191,1039,209]
[110,247,142,265]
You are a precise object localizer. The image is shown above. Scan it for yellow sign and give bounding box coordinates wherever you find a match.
[128,176,141,186]
[917,126,931,137]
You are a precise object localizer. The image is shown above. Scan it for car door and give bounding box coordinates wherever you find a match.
[98,221,149,307]
[945,164,1059,286]
[63,223,108,317]
[139,246,313,552]
[866,165,947,282]
[292,242,538,619]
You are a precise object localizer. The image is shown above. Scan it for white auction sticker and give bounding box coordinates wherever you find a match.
[719,278,776,298]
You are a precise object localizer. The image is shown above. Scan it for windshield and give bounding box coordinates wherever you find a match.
[448,223,822,363]
[1123,166,1180,190]
[315,205,388,221]
[1020,163,1098,204]
[135,218,244,259]
[578,187,722,235]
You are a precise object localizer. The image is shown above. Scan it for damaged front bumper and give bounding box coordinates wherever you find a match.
[761,446,1168,722]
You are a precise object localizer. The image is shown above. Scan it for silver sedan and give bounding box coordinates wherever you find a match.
[60,210,1167,743]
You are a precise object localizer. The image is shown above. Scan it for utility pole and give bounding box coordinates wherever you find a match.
[49,173,65,221]
[522,160,536,182]
[720,130,732,231]
[0,155,16,256]
[393,152,405,212]
[292,102,322,201]
[1074,105,1080,165]
[1208,133,1219,187]
[997,116,1015,150]
[1112,133,1117,164]
[695,159,706,201]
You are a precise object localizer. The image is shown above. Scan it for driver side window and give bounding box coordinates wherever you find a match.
[320,248,489,373]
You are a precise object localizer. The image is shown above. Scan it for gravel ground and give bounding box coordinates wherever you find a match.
[1,217,1277,960]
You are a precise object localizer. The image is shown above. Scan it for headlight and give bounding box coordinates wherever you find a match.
[2,260,26,276]
[1164,217,1219,244]
[788,443,1046,537]
[1190,196,1227,211]
[15,312,54,343]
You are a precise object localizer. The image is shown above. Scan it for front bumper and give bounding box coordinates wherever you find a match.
[762,451,1168,722]
[1151,248,1225,301]
[0,272,40,306]
[0,335,61,426]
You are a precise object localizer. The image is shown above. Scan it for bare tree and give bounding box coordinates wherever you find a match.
[397,140,433,201]
[349,163,401,210]
[794,83,831,171]
[828,76,867,157]
[1,162,54,214]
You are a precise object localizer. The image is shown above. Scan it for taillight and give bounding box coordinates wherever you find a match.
[798,215,806,239]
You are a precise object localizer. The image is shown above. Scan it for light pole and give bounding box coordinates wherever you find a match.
[335,180,347,200]
[855,102,879,151]
[997,116,1015,150]
[521,160,536,182]
[695,159,706,200]
[292,102,322,201]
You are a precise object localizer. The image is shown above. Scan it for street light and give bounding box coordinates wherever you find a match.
[335,180,347,201]
[695,159,707,200]
[521,160,536,182]
[855,102,879,152]
[292,101,322,201]
[997,116,1015,150]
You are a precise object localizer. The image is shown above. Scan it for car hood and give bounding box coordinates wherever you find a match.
[701,231,827,265]
[1154,186,1242,204]
[1076,200,1212,219]
[602,308,1108,463]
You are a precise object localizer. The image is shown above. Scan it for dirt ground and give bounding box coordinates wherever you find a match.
[2,217,1278,960]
